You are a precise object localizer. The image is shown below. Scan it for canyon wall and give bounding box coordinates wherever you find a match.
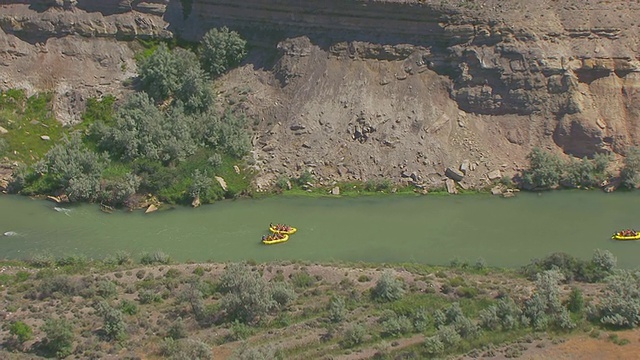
[1,0,639,188]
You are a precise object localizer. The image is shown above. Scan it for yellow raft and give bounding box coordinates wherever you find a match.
[269,226,297,235]
[612,232,640,241]
[262,234,289,245]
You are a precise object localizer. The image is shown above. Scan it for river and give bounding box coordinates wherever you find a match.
[0,192,639,268]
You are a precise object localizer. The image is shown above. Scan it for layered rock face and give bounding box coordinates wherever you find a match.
[0,0,639,188]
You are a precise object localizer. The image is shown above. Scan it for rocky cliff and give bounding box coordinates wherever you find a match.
[1,0,639,189]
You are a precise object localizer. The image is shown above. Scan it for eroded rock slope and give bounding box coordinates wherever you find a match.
[1,0,639,189]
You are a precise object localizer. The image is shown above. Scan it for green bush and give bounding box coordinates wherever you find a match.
[138,289,162,304]
[341,324,366,348]
[42,318,75,358]
[138,45,202,103]
[227,320,254,341]
[290,271,315,288]
[521,148,563,189]
[424,335,444,356]
[32,133,109,201]
[372,270,405,302]
[270,282,297,308]
[380,313,413,337]
[200,27,247,77]
[140,251,172,265]
[161,337,212,360]
[119,299,139,315]
[97,280,118,299]
[9,321,33,344]
[95,301,127,341]
[567,287,584,313]
[167,318,188,340]
[524,270,574,330]
[592,270,640,328]
[328,296,346,323]
[621,147,640,189]
[219,263,276,323]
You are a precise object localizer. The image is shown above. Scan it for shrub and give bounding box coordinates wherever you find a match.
[474,257,487,270]
[521,148,563,189]
[39,275,82,299]
[228,320,254,341]
[138,289,162,304]
[524,270,575,330]
[188,169,213,201]
[219,263,276,323]
[231,342,282,360]
[371,270,405,302]
[9,321,33,344]
[114,251,132,265]
[95,93,197,164]
[33,133,109,201]
[592,248,617,273]
[562,157,601,188]
[381,314,413,337]
[140,251,172,265]
[593,270,640,328]
[167,318,188,339]
[413,307,429,332]
[621,146,640,189]
[138,45,205,104]
[567,287,584,313]
[271,282,297,308]
[436,325,461,347]
[95,301,127,341]
[424,335,444,356]
[119,299,139,315]
[364,178,392,192]
[290,271,315,288]
[42,318,75,358]
[342,324,366,348]
[161,337,213,360]
[328,296,346,323]
[200,27,247,77]
[92,279,116,299]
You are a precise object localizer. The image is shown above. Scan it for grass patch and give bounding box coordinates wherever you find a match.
[0,90,67,164]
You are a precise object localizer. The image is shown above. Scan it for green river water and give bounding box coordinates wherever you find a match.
[0,192,639,268]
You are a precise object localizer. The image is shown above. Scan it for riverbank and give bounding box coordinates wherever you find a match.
[0,255,635,360]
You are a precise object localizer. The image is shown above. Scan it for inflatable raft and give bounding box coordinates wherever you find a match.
[262,234,289,245]
[612,232,640,241]
[269,225,297,235]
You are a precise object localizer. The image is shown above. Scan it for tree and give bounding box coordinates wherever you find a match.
[42,318,75,358]
[371,270,405,302]
[621,147,640,189]
[200,27,247,77]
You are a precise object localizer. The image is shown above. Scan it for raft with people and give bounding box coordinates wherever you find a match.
[269,223,297,235]
[262,233,290,245]
[611,229,640,241]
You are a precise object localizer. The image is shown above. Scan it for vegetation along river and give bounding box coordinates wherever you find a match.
[0,191,639,268]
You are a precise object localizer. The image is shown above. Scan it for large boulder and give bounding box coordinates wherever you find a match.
[445,167,464,182]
